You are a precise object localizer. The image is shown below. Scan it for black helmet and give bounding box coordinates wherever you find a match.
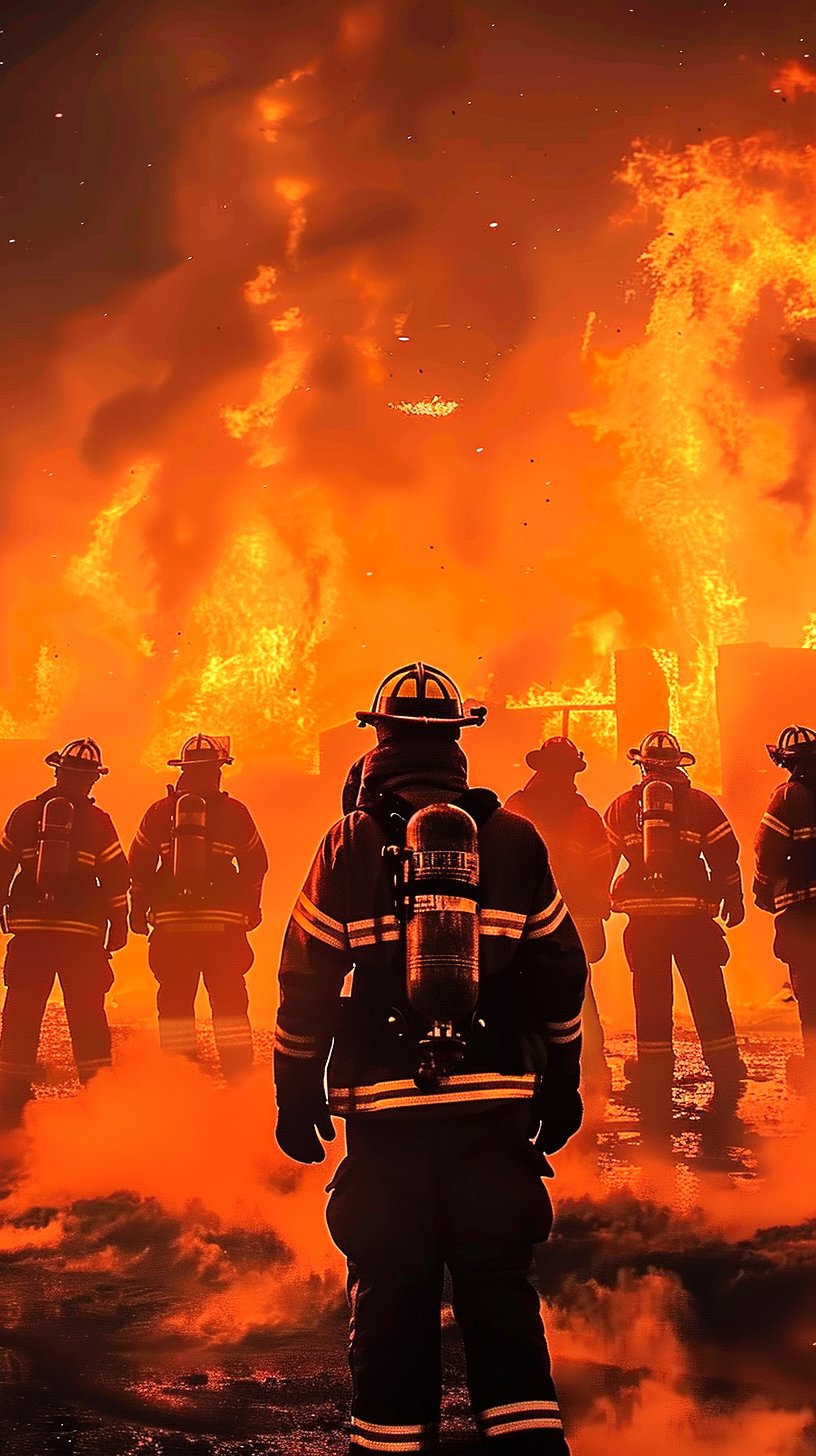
[767,725,816,769]
[627,730,695,769]
[45,738,108,777]
[167,734,234,768]
[356,662,487,729]
[525,736,587,775]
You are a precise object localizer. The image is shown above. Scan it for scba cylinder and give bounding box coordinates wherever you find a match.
[36,796,74,893]
[642,778,674,877]
[404,803,480,1025]
[172,793,208,890]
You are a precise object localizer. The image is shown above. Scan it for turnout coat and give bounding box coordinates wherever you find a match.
[274,790,588,1119]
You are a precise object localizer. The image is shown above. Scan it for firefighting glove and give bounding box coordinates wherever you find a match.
[129,907,149,937]
[245,905,263,931]
[275,1095,335,1165]
[106,920,128,954]
[721,897,745,928]
[529,1088,583,1155]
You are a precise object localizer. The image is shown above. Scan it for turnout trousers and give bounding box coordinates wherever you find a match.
[623,915,741,1117]
[326,1105,569,1455]
[148,926,253,1078]
[0,931,113,1119]
[773,903,816,1076]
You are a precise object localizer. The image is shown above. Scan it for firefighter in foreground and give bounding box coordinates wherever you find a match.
[129,734,268,1078]
[506,736,612,1096]
[0,739,129,1124]
[754,725,816,1088]
[275,663,587,1455]
[604,731,745,1131]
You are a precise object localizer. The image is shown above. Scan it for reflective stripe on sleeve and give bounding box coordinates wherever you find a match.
[525,895,568,938]
[292,892,347,949]
[760,813,791,838]
[546,1013,582,1045]
[705,820,733,844]
[274,1026,321,1059]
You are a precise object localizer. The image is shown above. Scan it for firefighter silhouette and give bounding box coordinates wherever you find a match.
[604,731,745,1132]
[275,663,587,1455]
[754,726,816,1088]
[506,737,612,1096]
[129,735,268,1079]
[0,739,128,1124]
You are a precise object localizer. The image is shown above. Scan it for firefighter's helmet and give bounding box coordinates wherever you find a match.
[767,724,816,768]
[356,663,487,729]
[45,738,109,777]
[627,730,695,769]
[167,734,234,768]
[526,736,587,774]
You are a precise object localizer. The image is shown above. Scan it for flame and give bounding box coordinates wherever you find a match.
[577,135,816,781]
[64,463,156,658]
[508,659,617,757]
[148,512,340,769]
[803,613,816,649]
[0,644,73,740]
[388,395,461,418]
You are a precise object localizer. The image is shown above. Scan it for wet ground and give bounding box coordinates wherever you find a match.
[0,1012,813,1455]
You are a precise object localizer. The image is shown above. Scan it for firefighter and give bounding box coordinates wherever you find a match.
[604,731,745,1130]
[129,734,268,1079]
[506,737,612,1095]
[754,725,816,1087]
[275,662,587,1455]
[0,739,128,1124]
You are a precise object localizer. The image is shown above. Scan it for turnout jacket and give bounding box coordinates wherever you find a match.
[129,790,268,931]
[275,792,588,1119]
[0,789,129,940]
[505,780,612,922]
[754,775,816,914]
[605,774,742,917]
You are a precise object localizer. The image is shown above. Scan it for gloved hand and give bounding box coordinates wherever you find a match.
[529,1088,583,1155]
[721,897,745,928]
[106,920,128,953]
[276,1093,335,1164]
[245,905,263,931]
[129,907,149,937]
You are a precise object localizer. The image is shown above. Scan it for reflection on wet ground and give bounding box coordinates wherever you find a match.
[0,1013,812,1454]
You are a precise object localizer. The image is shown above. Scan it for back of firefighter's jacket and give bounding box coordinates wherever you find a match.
[506,782,612,921]
[0,790,129,938]
[274,795,588,1120]
[754,775,816,913]
[605,778,741,917]
[129,791,267,930]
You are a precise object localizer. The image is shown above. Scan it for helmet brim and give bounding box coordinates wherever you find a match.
[45,750,107,775]
[628,748,696,768]
[167,758,232,768]
[525,749,586,772]
[356,708,485,728]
